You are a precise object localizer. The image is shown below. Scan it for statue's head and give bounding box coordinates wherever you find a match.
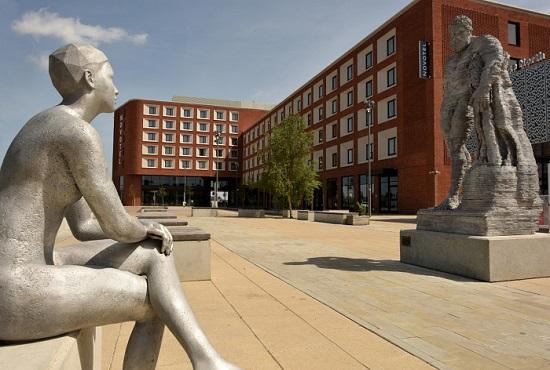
[49,43,118,113]
[449,15,473,53]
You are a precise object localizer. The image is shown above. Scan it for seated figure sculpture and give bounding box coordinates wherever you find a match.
[0,44,239,370]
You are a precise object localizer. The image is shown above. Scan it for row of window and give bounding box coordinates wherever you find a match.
[144,158,238,171]
[315,139,395,169]
[143,145,238,158]
[143,132,239,146]
[144,119,239,133]
[144,105,240,121]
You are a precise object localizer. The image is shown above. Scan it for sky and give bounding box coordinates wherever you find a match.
[1,0,549,170]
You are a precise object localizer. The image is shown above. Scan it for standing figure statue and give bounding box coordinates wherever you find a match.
[437,15,538,210]
[0,44,239,370]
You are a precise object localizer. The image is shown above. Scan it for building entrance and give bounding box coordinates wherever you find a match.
[380,175,398,213]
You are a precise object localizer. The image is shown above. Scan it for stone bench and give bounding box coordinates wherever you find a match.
[167,226,211,282]
[297,210,314,221]
[140,208,168,213]
[238,209,265,218]
[140,218,188,226]
[0,327,101,370]
[313,211,349,224]
[191,207,218,217]
[136,212,177,219]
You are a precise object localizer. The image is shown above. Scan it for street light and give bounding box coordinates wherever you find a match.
[364,99,375,218]
[214,130,222,208]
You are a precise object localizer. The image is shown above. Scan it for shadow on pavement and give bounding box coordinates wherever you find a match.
[284,256,474,282]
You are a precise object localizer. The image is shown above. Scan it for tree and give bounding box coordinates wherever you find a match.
[158,186,168,205]
[259,114,320,217]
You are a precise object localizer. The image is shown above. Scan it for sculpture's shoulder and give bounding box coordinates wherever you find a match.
[36,106,100,145]
[471,35,503,56]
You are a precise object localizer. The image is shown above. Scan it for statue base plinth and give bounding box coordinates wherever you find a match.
[400,229,550,282]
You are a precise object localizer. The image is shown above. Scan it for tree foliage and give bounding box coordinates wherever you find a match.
[259,114,320,216]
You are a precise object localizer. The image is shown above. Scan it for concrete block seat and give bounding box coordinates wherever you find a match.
[139,218,188,226]
[140,206,168,210]
[0,327,101,370]
[313,211,349,224]
[136,212,177,219]
[166,226,211,281]
[191,207,218,217]
[238,209,265,218]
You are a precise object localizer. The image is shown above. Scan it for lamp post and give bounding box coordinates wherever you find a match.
[214,130,222,208]
[364,99,375,218]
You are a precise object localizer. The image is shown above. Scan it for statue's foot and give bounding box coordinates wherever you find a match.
[434,196,460,210]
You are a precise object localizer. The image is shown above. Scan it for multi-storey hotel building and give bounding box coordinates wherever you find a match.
[241,0,550,213]
[113,97,271,206]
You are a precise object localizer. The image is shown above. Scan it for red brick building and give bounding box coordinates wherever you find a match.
[241,0,550,213]
[113,97,270,206]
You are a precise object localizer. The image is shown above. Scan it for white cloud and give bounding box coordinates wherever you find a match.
[27,53,49,71]
[12,9,148,46]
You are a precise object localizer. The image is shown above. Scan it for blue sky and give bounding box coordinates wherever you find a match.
[1,0,549,169]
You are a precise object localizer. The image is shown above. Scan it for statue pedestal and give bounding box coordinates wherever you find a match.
[400,229,550,282]
[419,165,541,236]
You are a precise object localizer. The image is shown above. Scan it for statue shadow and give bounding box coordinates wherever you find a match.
[284,256,475,282]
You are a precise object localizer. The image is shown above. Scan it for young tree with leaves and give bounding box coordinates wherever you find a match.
[259,114,320,217]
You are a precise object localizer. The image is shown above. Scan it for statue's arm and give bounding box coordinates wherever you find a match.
[60,122,148,243]
[65,198,108,241]
[474,36,505,104]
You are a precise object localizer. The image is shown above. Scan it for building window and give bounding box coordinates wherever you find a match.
[147,133,156,141]
[215,124,224,133]
[215,149,224,158]
[318,130,324,143]
[332,152,338,167]
[198,148,208,157]
[230,125,238,134]
[230,137,238,146]
[346,64,353,81]
[148,119,157,128]
[331,75,338,90]
[347,91,353,107]
[148,106,157,115]
[230,149,238,158]
[181,160,190,169]
[307,92,312,105]
[387,67,396,87]
[181,121,192,130]
[347,117,353,133]
[199,123,208,132]
[365,51,373,69]
[318,156,324,170]
[387,36,395,56]
[347,148,353,164]
[165,107,174,116]
[163,159,173,168]
[331,99,338,114]
[164,133,174,142]
[181,135,192,143]
[181,147,191,156]
[388,137,396,156]
[307,113,312,126]
[319,107,324,120]
[365,80,373,98]
[230,162,238,171]
[332,124,338,138]
[197,161,207,169]
[182,108,192,118]
[366,110,373,126]
[216,111,224,120]
[198,136,208,144]
[164,147,174,155]
[388,99,396,118]
[297,99,302,111]
[147,146,156,154]
[199,110,208,119]
[164,120,175,129]
[147,159,156,167]
[508,22,520,46]
[318,85,324,98]
[341,176,354,209]
[231,112,239,121]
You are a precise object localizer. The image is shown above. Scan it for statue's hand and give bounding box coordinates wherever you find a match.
[141,221,174,255]
[471,87,490,112]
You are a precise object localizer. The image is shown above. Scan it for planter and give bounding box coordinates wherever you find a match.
[345,214,370,226]
[297,210,314,221]
[238,209,265,218]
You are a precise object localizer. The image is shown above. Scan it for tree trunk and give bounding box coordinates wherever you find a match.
[287,194,293,219]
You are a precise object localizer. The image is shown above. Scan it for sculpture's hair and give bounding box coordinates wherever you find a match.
[450,15,473,33]
[49,43,108,98]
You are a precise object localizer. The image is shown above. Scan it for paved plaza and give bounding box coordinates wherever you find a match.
[56,211,550,369]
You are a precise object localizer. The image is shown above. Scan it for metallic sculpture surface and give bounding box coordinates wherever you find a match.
[0,44,239,370]
[418,16,541,235]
